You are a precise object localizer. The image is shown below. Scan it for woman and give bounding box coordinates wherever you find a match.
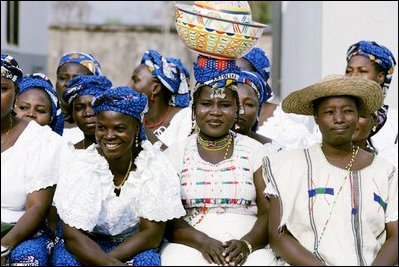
[52,86,185,266]
[56,51,102,144]
[15,73,64,136]
[345,40,397,164]
[63,75,112,149]
[161,56,277,266]
[264,75,397,265]
[234,69,282,152]
[127,50,191,150]
[1,54,72,265]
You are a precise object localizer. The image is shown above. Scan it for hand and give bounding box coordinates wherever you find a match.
[199,237,227,265]
[222,239,249,266]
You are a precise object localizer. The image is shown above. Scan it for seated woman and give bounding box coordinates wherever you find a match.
[63,75,113,149]
[1,54,72,266]
[234,69,283,152]
[127,50,192,150]
[52,86,185,266]
[160,56,277,266]
[345,40,397,166]
[15,73,64,136]
[264,75,398,265]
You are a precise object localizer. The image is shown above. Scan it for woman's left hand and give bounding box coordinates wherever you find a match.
[222,239,249,266]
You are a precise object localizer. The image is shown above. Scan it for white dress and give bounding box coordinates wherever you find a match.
[1,121,73,223]
[263,144,398,266]
[54,141,186,237]
[160,133,279,266]
[151,107,192,148]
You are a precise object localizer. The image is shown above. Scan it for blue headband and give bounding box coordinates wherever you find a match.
[63,75,113,105]
[18,73,64,136]
[237,70,272,105]
[58,52,102,76]
[141,50,190,108]
[346,40,396,96]
[1,53,23,84]
[93,86,149,141]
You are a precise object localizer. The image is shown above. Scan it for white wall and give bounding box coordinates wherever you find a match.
[281,1,398,109]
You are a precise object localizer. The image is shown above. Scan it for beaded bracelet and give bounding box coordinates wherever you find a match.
[241,239,252,254]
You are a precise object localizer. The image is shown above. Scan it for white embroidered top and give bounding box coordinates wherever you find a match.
[263,144,398,266]
[1,121,72,223]
[152,107,192,148]
[54,141,186,236]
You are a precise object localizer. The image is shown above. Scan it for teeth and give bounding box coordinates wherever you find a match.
[105,143,119,149]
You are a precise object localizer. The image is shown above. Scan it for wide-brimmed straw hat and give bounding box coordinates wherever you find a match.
[282,75,383,116]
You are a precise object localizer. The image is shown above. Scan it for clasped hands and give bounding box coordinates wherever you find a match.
[200,238,250,266]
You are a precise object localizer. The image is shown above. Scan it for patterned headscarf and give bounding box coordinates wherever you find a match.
[1,53,23,84]
[346,41,397,137]
[193,55,241,96]
[141,50,190,108]
[93,86,149,141]
[242,47,273,102]
[58,52,102,76]
[18,73,64,136]
[63,75,113,105]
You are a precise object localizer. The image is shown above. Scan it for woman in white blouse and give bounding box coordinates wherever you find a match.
[52,86,185,266]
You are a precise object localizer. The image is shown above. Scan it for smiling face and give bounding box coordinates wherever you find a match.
[95,110,138,159]
[72,95,96,136]
[194,85,238,139]
[15,88,52,126]
[236,83,259,134]
[314,96,359,146]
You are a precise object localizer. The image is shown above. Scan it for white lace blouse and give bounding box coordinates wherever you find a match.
[1,121,73,223]
[54,141,186,236]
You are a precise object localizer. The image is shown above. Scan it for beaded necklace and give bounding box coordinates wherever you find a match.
[114,154,133,191]
[144,105,171,129]
[313,144,359,253]
[198,133,232,152]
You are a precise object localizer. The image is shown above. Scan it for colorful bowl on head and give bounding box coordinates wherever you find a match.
[174,1,268,60]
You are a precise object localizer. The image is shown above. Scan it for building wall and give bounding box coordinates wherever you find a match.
[1,1,49,74]
[281,1,398,109]
[47,24,272,88]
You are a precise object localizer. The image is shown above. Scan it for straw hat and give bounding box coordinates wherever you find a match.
[282,75,383,116]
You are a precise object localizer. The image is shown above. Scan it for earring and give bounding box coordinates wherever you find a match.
[234,124,240,130]
[150,94,154,102]
[372,125,377,132]
[135,132,139,148]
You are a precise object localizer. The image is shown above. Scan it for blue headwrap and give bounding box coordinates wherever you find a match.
[141,50,190,108]
[347,41,397,138]
[93,86,149,142]
[58,52,102,76]
[1,53,23,84]
[346,40,396,96]
[242,47,273,102]
[193,55,241,95]
[18,73,64,136]
[63,75,113,105]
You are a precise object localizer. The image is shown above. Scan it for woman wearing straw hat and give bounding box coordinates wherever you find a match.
[264,75,398,265]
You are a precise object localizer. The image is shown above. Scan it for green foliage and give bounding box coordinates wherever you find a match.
[248,1,271,24]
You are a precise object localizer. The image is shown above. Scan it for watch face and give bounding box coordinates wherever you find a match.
[1,245,10,257]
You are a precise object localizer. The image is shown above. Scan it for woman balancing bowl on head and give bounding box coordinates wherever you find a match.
[264,75,397,266]
[160,56,279,266]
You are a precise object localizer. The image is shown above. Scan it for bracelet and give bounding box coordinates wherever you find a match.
[241,239,252,254]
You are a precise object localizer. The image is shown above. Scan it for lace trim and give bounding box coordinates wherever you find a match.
[264,183,278,197]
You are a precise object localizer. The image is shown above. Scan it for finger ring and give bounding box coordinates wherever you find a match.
[239,252,244,258]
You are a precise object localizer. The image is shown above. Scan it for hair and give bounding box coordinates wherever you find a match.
[191,83,240,135]
[312,95,361,115]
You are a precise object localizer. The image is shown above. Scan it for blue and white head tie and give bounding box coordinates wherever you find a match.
[58,52,102,76]
[63,75,113,105]
[1,53,23,84]
[93,86,149,141]
[346,40,396,97]
[237,70,272,106]
[193,55,240,98]
[19,73,64,135]
[141,50,190,108]
[242,47,273,101]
